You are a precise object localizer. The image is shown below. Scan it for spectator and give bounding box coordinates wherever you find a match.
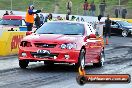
[105,15,112,38]
[35,14,40,29]
[10,11,14,15]
[83,0,89,16]
[99,0,106,17]
[47,13,53,22]
[25,5,41,31]
[66,0,72,15]
[96,15,104,37]
[44,15,48,23]
[90,1,96,16]
[121,7,127,19]
[57,16,63,20]
[71,16,76,21]
[66,14,69,20]
[115,8,119,18]
[40,14,44,26]
[3,11,9,16]
[54,3,59,14]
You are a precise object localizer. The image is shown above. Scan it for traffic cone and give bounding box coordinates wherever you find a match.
[79,66,86,76]
[106,36,108,45]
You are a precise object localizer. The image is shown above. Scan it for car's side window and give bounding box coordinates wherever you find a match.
[116,22,121,28]
[112,22,119,28]
[22,20,26,26]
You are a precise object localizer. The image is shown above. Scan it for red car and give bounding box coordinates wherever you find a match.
[0,15,26,31]
[18,21,105,69]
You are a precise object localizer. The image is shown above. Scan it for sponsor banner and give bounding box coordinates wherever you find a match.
[0,31,26,56]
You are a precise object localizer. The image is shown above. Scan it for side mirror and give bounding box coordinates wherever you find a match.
[26,31,32,36]
[89,34,96,38]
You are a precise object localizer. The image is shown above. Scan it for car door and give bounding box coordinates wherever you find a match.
[115,22,123,35]
[111,21,118,34]
[111,21,121,35]
[85,24,101,63]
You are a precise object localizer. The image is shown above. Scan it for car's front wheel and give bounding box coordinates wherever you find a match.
[19,60,29,69]
[93,51,105,67]
[122,30,128,37]
[75,49,86,69]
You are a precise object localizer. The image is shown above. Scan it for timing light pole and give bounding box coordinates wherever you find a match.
[11,0,12,10]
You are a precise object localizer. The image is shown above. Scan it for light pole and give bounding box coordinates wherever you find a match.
[118,0,121,18]
[119,0,121,6]
[33,0,35,5]
[11,0,12,10]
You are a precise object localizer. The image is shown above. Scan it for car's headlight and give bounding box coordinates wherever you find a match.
[60,43,77,49]
[129,29,132,31]
[60,44,67,49]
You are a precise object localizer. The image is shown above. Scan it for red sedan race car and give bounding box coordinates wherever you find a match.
[18,21,105,69]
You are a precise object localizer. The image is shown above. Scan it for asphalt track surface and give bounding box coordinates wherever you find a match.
[0,36,132,88]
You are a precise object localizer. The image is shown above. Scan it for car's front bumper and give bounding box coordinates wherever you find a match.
[18,47,80,63]
[129,29,132,35]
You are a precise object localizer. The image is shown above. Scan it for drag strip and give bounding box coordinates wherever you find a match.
[0,36,132,88]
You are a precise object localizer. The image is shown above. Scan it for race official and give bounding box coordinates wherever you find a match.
[105,15,112,38]
[25,5,41,31]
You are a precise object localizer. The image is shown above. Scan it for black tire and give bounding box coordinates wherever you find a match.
[44,61,54,65]
[93,50,105,67]
[122,30,128,37]
[75,49,85,69]
[19,60,29,69]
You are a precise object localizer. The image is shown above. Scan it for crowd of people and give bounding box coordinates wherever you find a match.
[115,7,127,19]
[2,3,111,38]
[65,0,106,17]
[65,0,128,19]
[3,10,14,16]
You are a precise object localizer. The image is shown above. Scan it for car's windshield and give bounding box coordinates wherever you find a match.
[36,22,85,35]
[117,21,132,26]
[0,19,22,26]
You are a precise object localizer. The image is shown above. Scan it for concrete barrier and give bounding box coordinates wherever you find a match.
[125,19,132,23]
[0,31,26,56]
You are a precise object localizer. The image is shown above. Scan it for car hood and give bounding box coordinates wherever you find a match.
[23,34,83,44]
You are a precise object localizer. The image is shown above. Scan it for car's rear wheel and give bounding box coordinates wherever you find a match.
[75,49,85,69]
[19,60,29,69]
[93,51,105,67]
[44,61,54,65]
[122,30,128,37]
